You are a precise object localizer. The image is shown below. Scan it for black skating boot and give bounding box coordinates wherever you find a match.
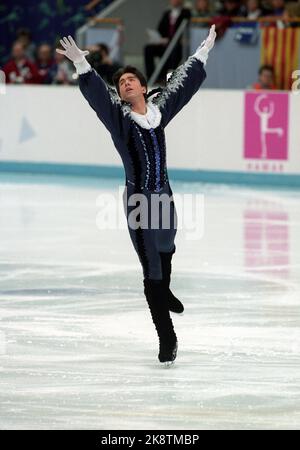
[159,250,184,314]
[143,278,178,366]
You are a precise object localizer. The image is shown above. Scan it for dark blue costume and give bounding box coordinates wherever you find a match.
[77,56,206,280]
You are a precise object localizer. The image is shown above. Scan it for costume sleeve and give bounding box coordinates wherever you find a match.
[74,59,124,137]
[153,56,207,128]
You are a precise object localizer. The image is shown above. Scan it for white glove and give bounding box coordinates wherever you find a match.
[56,35,90,63]
[192,24,217,66]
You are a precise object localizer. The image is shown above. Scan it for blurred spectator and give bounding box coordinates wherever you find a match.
[36,44,55,84]
[192,0,213,24]
[3,41,40,84]
[270,0,286,15]
[260,0,286,26]
[144,0,192,81]
[51,51,76,85]
[251,64,277,89]
[218,0,245,16]
[243,0,266,18]
[16,28,36,62]
[283,2,300,26]
[212,0,244,39]
[87,43,122,85]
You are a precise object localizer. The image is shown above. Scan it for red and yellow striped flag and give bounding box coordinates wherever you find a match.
[260,27,300,90]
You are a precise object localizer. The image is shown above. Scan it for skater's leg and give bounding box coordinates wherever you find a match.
[159,246,184,314]
[123,186,164,279]
[143,277,178,365]
[126,225,178,365]
[154,187,184,314]
[123,187,178,364]
[127,224,164,279]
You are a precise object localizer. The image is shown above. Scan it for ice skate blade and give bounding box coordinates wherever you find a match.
[162,361,175,368]
[170,311,184,316]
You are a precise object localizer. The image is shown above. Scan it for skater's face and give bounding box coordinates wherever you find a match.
[119,72,147,103]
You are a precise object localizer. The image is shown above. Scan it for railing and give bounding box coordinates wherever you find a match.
[76,17,124,62]
[148,18,189,86]
[87,17,123,25]
[191,16,300,24]
[76,0,126,48]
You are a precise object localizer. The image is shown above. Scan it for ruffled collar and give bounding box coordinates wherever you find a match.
[129,98,162,130]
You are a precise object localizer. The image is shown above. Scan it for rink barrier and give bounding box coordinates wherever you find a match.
[0,161,299,188]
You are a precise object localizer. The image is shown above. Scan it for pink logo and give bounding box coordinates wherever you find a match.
[244,92,289,160]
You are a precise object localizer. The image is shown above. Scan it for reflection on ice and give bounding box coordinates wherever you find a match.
[244,199,290,278]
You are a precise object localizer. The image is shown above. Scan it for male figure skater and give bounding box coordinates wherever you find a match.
[56,25,216,367]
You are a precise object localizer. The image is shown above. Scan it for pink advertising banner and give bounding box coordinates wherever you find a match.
[244,92,289,161]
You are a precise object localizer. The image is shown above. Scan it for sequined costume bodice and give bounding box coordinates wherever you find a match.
[126,122,169,192]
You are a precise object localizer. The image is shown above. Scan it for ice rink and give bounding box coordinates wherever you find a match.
[0,173,299,430]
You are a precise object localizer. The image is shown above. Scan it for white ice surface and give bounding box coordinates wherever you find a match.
[0,173,299,430]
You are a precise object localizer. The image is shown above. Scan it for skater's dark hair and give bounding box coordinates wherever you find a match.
[112,65,148,101]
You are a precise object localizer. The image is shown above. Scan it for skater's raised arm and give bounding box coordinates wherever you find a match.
[56,36,123,136]
[153,25,216,128]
